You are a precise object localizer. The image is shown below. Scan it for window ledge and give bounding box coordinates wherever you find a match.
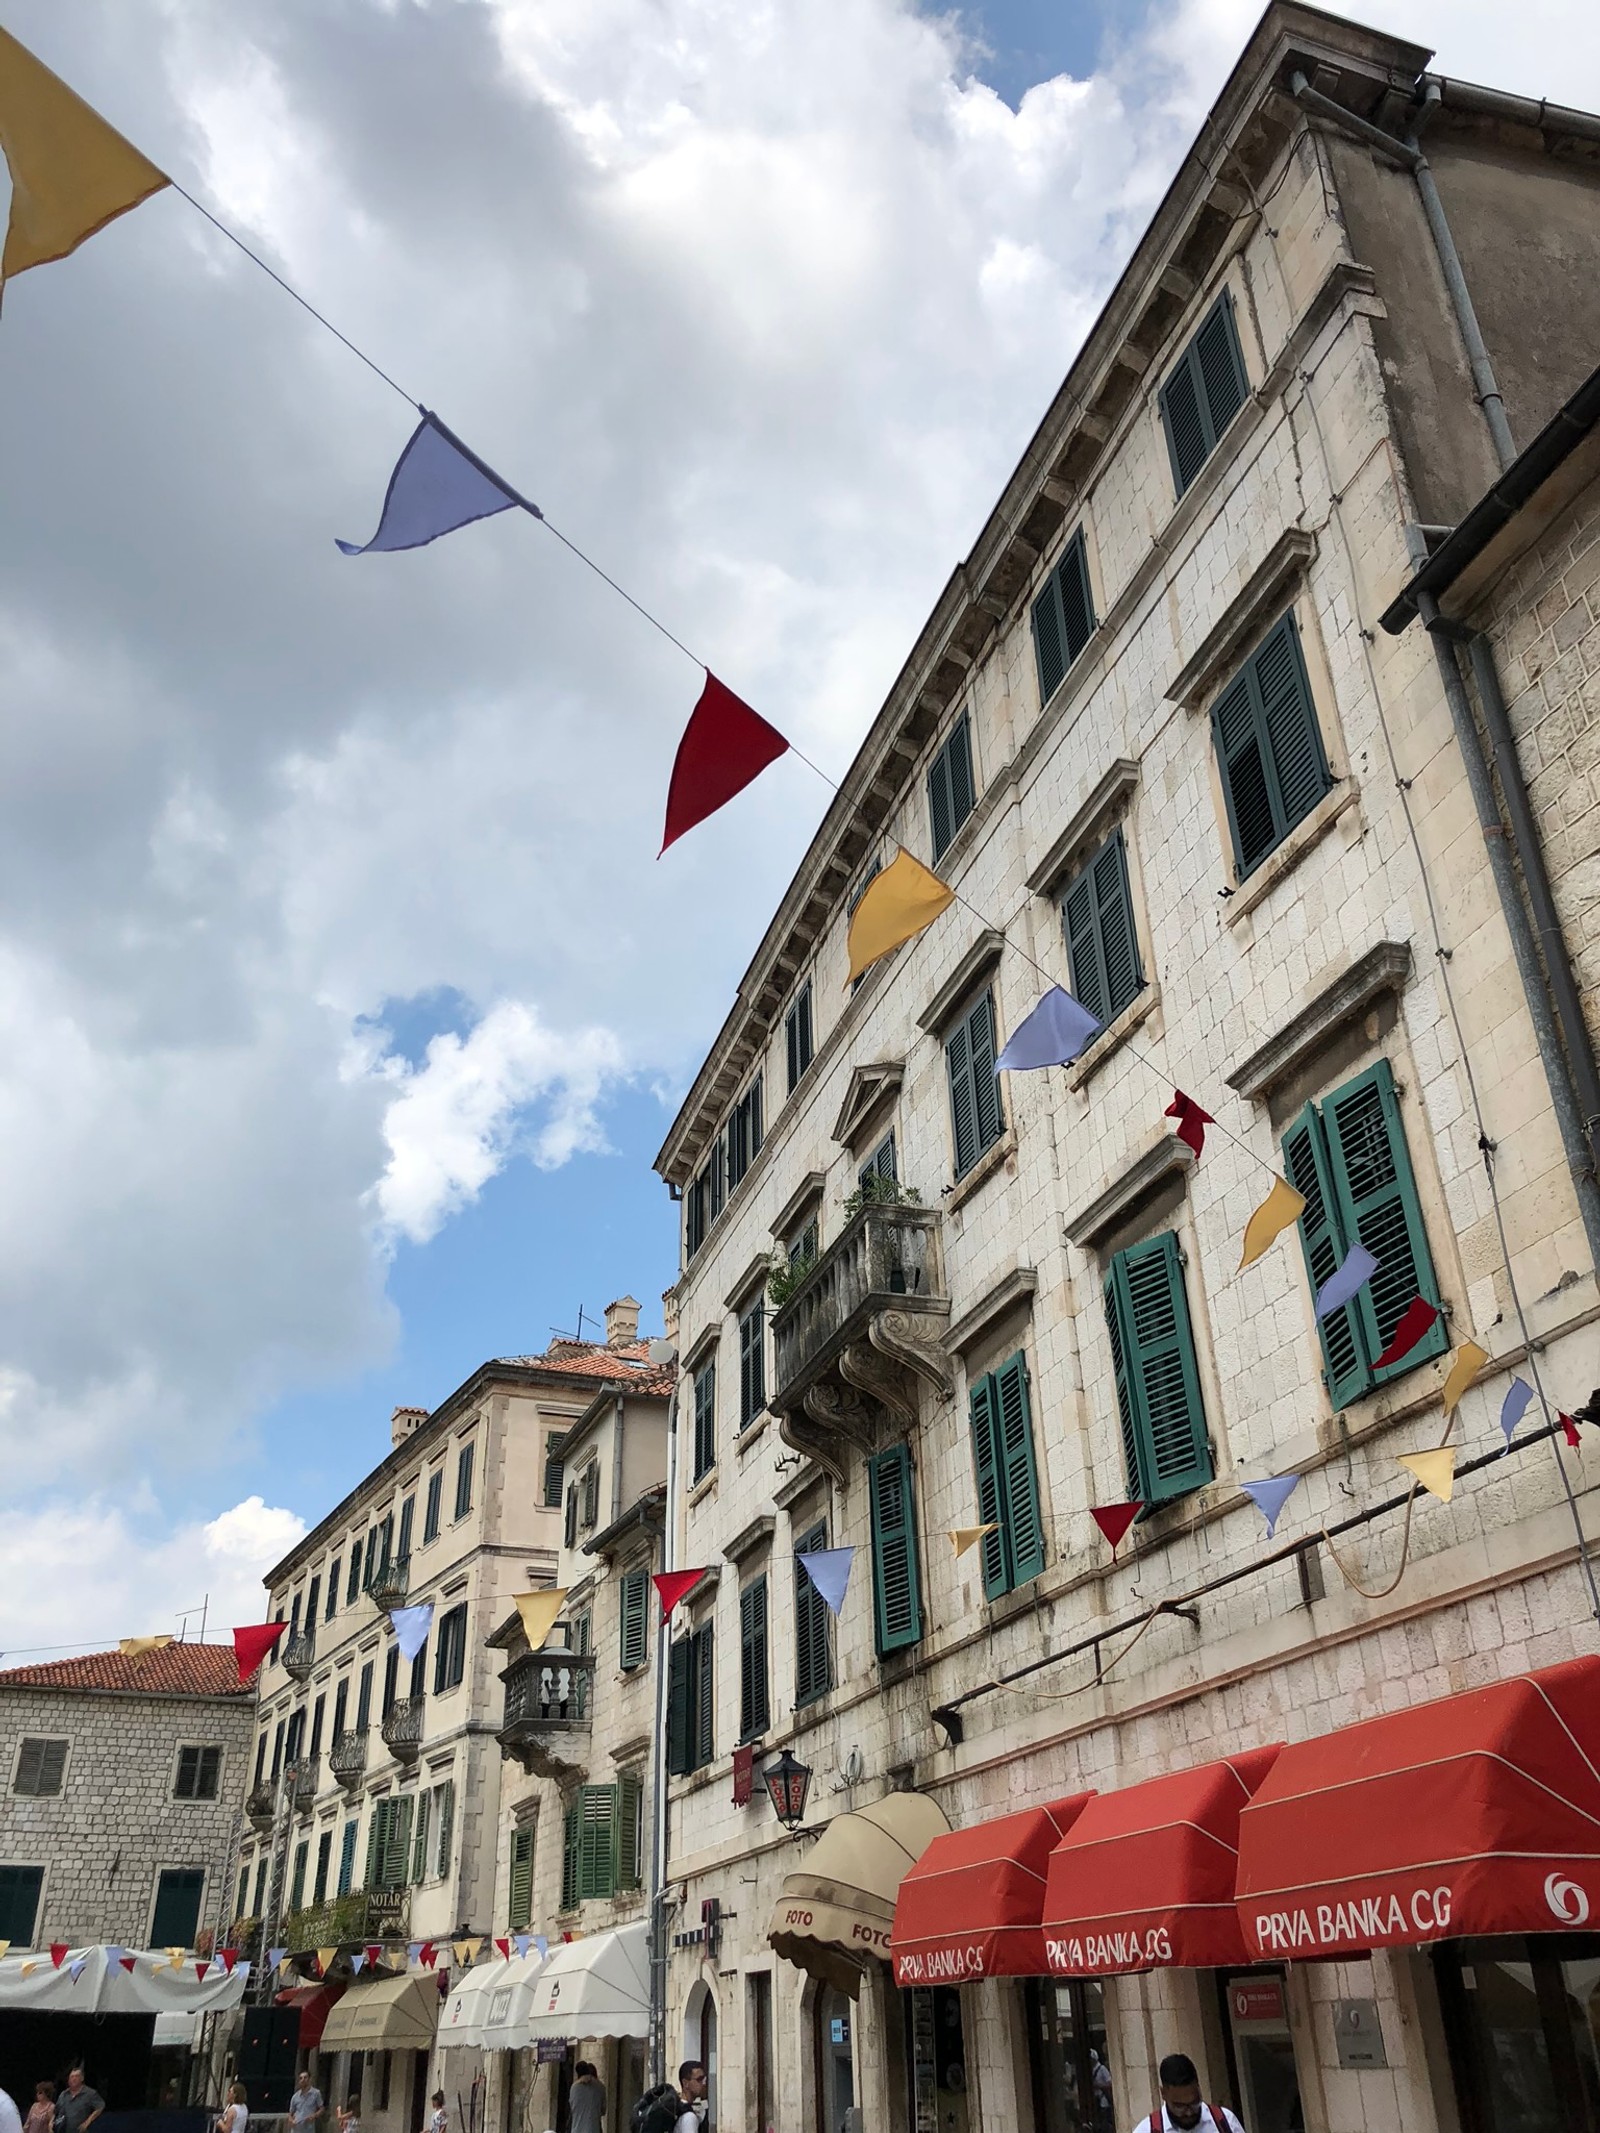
[946,1266,1038,1358]
[917,929,1007,1037]
[1065,1133,1195,1252]
[687,1468,718,1509]
[1025,759,1139,895]
[735,1412,772,1458]
[943,1131,1016,1215]
[722,1514,776,1566]
[1226,940,1414,1103]
[1223,781,1359,924]
[1166,528,1317,709]
[1067,982,1160,1092]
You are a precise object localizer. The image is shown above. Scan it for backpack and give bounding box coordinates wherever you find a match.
[1146,2106,1232,2133]
[630,2087,681,2133]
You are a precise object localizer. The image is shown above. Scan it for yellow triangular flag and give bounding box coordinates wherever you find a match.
[0,1939,11,1960]
[316,1946,337,1977]
[277,1955,295,1977]
[452,1938,473,1967]
[0,28,169,281]
[1398,1448,1457,1503]
[165,1946,186,1971]
[845,850,954,986]
[948,1524,997,1557]
[1239,1176,1306,1270]
[1441,1339,1488,1416]
[119,1634,173,1658]
[21,1960,38,1978]
[513,1589,567,1652]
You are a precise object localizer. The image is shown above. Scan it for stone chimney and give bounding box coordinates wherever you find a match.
[391,1404,429,1448]
[604,1296,641,1349]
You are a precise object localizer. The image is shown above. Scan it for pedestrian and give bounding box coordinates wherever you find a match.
[54,2072,104,2133]
[214,2084,248,2133]
[288,2073,323,2133]
[24,2087,54,2133]
[428,2093,448,2133]
[671,2064,706,2133]
[1,2085,23,2133]
[568,2064,605,2133]
[1132,2055,1246,2133]
[337,2093,361,2133]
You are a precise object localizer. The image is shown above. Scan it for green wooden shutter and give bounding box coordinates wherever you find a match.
[617,1771,643,1890]
[1031,530,1097,706]
[969,993,1004,1158]
[993,1354,1046,1586]
[868,1444,924,1655]
[739,1578,770,1740]
[364,1804,384,1889]
[1107,1235,1212,1502]
[561,1801,580,1911]
[946,1014,978,1176]
[667,1637,693,1774]
[1283,1105,1369,1408]
[795,1528,832,1705]
[435,1779,454,1878]
[1322,1060,1447,1383]
[508,1826,535,1928]
[1193,290,1249,442]
[694,1624,714,1767]
[411,1792,431,1884]
[1104,1259,1151,1502]
[579,1786,616,1900]
[338,1821,357,1896]
[1159,344,1209,494]
[928,715,975,862]
[620,1569,648,1671]
[1253,614,1329,835]
[380,1796,412,1889]
[1212,668,1278,877]
[967,1375,1008,1600]
[1092,831,1142,1020]
[1062,871,1107,1025]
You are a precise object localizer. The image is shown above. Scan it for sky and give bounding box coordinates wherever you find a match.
[0,0,1595,1665]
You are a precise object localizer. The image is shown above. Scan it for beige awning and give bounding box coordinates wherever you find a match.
[320,1972,440,2050]
[769,1791,950,1998]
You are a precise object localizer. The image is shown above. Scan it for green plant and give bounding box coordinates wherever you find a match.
[842,1173,921,1219]
[767,1250,816,1309]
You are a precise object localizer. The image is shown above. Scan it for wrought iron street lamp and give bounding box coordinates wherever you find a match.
[763,1749,812,1830]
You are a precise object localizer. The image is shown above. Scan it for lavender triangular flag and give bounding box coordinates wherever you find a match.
[1500,1377,1535,1450]
[1240,1474,1300,1537]
[799,1546,854,1616]
[995,986,1101,1072]
[534,1935,549,1959]
[513,1933,533,1959]
[389,1601,434,1663]
[349,1950,367,1976]
[1315,1242,1378,1319]
[339,412,534,555]
[267,1947,288,1972]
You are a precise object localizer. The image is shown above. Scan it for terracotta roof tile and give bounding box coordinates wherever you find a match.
[0,1642,248,1697]
[497,1339,669,1385]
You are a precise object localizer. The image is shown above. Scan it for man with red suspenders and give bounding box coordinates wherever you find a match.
[1132,2054,1247,2133]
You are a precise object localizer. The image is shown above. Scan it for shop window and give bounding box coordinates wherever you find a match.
[794,1524,834,1706]
[868,1445,924,1656]
[0,1866,43,1948]
[1061,828,1143,1029]
[1032,528,1097,706]
[1104,1232,1212,1506]
[619,1567,650,1671]
[667,1624,714,1774]
[693,1359,717,1481]
[739,1576,770,1741]
[928,712,977,862]
[785,983,814,1094]
[1218,1971,1299,2133]
[1436,1937,1600,2132]
[1283,1058,1447,1408]
[1211,612,1332,879]
[946,990,1004,1179]
[968,1353,1046,1599]
[1025,1977,1114,2133]
[904,1986,967,2133]
[739,1301,765,1428]
[150,1868,205,1949]
[1159,287,1250,497]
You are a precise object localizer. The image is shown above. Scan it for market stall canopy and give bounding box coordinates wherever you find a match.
[519,1923,648,2041]
[771,1792,950,1999]
[892,1794,1092,1984]
[276,1981,347,2052]
[438,1960,501,2049]
[476,1950,550,2052]
[0,1947,249,2014]
[1237,1655,1600,1961]
[1044,1748,1280,1975]
[320,1971,439,2050]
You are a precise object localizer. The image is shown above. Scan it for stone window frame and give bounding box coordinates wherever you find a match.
[10,1736,69,1799]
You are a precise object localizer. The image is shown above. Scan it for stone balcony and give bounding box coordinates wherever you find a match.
[328,1728,368,1790]
[769,1203,952,1481]
[282,1630,316,1682]
[497,1651,594,1783]
[286,1755,320,1809]
[245,1782,275,1835]
[368,1555,410,1609]
[381,1694,424,1764]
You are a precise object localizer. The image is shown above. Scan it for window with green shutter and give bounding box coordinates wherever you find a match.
[1211,612,1331,879]
[667,1626,714,1773]
[561,1800,580,1911]
[337,1820,357,1896]
[1104,1232,1212,1505]
[795,1524,834,1706]
[619,1567,649,1671]
[1284,1060,1447,1407]
[868,1445,924,1656]
[289,1841,308,1912]
[785,983,814,1094]
[617,1771,643,1890]
[578,1786,616,1900]
[544,1431,569,1508]
[1031,527,1097,706]
[434,1778,455,1878]
[928,713,977,862]
[858,1132,896,1194]
[967,1354,1047,1599]
[739,1302,765,1429]
[0,1866,42,1947]
[410,1793,431,1885]
[150,1869,205,1949]
[1061,827,1143,1029]
[507,1825,535,1928]
[945,991,1004,1179]
[739,1576,770,1741]
[1158,288,1250,497]
[693,1360,716,1480]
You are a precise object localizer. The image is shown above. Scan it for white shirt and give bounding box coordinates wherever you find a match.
[222,2107,249,2133]
[0,2088,25,2133]
[1138,2111,1245,2133]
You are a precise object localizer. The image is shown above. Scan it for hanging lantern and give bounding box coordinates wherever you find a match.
[763,1749,812,1830]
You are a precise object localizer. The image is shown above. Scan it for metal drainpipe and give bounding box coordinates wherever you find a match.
[1290,72,1516,472]
[1417,591,1600,1270]
[647,1376,680,2088]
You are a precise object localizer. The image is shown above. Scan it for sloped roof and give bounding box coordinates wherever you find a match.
[0,1642,248,1698]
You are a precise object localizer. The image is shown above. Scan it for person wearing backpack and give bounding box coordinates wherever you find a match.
[1132,2054,1246,2133]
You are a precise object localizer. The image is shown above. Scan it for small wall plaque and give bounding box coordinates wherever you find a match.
[1332,1998,1387,2069]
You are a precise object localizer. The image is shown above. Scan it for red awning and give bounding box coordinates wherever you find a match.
[1237,1654,1600,1960]
[1042,1746,1281,1975]
[275,1980,346,2051]
[891,1794,1092,1984]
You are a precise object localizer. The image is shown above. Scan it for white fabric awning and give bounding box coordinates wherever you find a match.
[321,1973,440,2051]
[518,1923,649,2042]
[0,1947,248,2014]
[476,1951,549,2053]
[437,1959,504,2049]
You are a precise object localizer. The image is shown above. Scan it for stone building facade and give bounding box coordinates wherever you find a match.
[0,1643,254,1953]
[652,13,1600,2133]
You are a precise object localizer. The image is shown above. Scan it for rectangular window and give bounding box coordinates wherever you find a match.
[454,1441,475,1520]
[1159,287,1250,497]
[968,1352,1047,1599]
[381,1645,400,1719]
[397,1496,415,1561]
[573,1609,592,1657]
[858,1132,897,1194]
[1283,1058,1448,1409]
[794,1524,833,1707]
[252,1733,267,1788]
[787,1218,819,1270]
[544,1431,569,1508]
[313,1831,332,1905]
[1031,527,1097,706]
[423,1472,443,1544]
[785,983,814,1094]
[619,1569,650,1672]
[252,1858,269,1915]
[289,1594,301,1639]
[564,1484,578,1550]
[346,1549,363,1605]
[284,1708,305,1766]
[310,1696,325,1757]
[666,1624,715,1774]
[236,1865,248,1920]
[945,990,1004,1179]
[726,1080,765,1192]
[580,1463,600,1529]
[693,1360,716,1482]
[410,1794,431,1885]
[739,1303,765,1429]
[289,1840,308,1912]
[1061,825,1143,1030]
[617,1770,644,1891]
[271,1720,284,1781]
[508,1826,535,1930]
[150,1868,205,1949]
[174,1746,221,1801]
[355,1663,374,1732]
[332,1677,349,1739]
[1105,1233,1212,1506]
[305,1576,321,1626]
[0,1866,43,1948]
[1211,611,1332,879]
[709,1131,727,1221]
[928,712,977,862]
[561,1801,580,1912]
[363,1526,381,1592]
[686,1162,711,1259]
[434,1779,455,1879]
[367,1796,413,1893]
[13,1740,67,1797]
[738,1577,770,1742]
[868,1445,924,1656]
[326,1564,340,1620]
[434,1604,468,1692]
[409,1641,428,1699]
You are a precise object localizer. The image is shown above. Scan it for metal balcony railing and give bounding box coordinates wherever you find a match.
[368,1555,410,1608]
[245,1783,275,1834]
[328,1728,368,1788]
[282,1630,316,1682]
[381,1695,424,1762]
[770,1204,946,1410]
[287,1755,320,1807]
[499,1650,592,1736]
[282,1888,410,1955]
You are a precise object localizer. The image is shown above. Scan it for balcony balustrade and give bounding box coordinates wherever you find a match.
[368,1555,410,1609]
[496,1651,594,1782]
[328,1728,368,1789]
[282,1630,316,1682]
[245,1782,275,1835]
[282,1888,410,1955]
[381,1694,424,1763]
[286,1755,320,1808]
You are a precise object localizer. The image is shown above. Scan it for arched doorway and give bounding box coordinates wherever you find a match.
[812,1984,855,2133]
[684,1979,719,2129]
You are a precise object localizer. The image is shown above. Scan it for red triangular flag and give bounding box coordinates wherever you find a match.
[365,1944,382,1969]
[1165,1090,1215,1159]
[1562,1412,1582,1450]
[219,1949,238,1973]
[195,1961,209,1982]
[1090,1503,1143,1555]
[495,1938,510,1959]
[660,673,789,854]
[653,1569,707,1620]
[420,1943,438,1969]
[119,1957,136,1972]
[232,1621,286,1683]
[1373,1296,1439,1370]
[50,1944,69,1969]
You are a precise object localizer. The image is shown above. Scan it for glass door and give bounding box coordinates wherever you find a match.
[902,1985,969,2133]
[1436,1937,1600,2132]
[1024,1978,1113,2133]
[1220,1972,1303,2133]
